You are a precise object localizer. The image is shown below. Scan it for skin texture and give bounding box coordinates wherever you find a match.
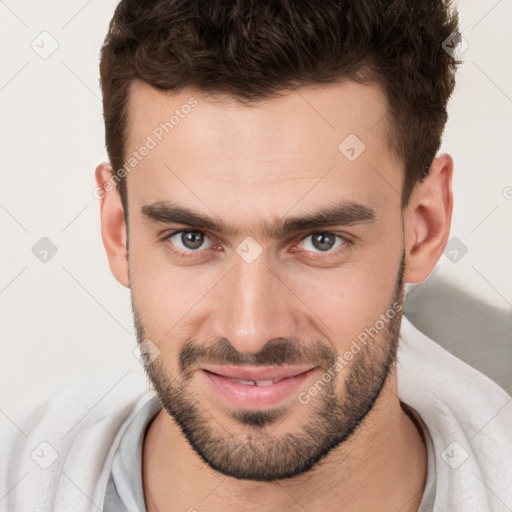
[96,78,453,512]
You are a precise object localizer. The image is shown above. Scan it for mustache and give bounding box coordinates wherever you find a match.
[179,337,338,376]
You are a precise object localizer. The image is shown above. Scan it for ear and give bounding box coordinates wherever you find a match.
[94,163,130,288]
[403,153,454,284]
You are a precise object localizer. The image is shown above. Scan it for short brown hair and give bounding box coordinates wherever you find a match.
[99,0,460,211]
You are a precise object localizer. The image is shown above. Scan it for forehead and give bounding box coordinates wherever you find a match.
[124,79,402,228]
[126,78,392,151]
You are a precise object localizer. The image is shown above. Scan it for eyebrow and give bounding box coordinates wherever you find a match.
[141,200,377,238]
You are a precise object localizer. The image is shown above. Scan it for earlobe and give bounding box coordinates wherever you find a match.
[94,163,130,288]
[403,153,454,284]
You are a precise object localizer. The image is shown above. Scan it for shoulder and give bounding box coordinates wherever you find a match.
[0,370,156,512]
[398,315,512,508]
[397,314,512,419]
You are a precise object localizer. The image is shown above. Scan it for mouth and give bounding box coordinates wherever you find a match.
[200,365,318,409]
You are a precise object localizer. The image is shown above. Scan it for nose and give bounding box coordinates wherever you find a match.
[208,249,300,354]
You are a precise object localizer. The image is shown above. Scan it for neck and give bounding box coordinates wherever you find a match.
[142,370,427,512]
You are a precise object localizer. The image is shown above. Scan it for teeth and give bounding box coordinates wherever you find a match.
[254,380,274,386]
[231,379,256,386]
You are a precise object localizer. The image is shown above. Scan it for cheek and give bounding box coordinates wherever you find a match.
[288,246,401,346]
[292,273,387,341]
[129,236,220,337]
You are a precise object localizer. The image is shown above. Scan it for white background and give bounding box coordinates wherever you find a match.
[1,0,511,419]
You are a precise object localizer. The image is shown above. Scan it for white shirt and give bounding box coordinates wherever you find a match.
[1,316,511,511]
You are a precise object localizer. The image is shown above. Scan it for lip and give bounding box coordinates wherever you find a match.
[200,365,316,381]
[200,366,318,409]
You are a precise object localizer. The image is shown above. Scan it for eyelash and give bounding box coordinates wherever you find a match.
[161,230,352,261]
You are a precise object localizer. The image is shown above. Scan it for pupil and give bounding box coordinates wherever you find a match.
[182,231,204,250]
[312,233,334,251]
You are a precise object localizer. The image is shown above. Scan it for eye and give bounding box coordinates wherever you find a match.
[162,229,350,261]
[163,230,214,258]
[295,232,348,257]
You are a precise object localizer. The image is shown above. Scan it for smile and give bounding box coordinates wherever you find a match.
[200,366,319,409]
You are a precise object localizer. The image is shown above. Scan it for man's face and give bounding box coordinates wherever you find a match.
[125,79,406,481]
